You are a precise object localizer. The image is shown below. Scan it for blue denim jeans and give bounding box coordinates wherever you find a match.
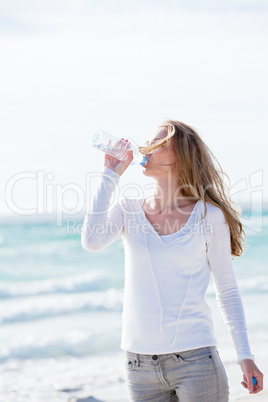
[124,346,229,401]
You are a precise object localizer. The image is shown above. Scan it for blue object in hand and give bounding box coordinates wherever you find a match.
[252,377,257,386]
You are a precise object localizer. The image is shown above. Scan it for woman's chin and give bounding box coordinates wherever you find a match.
[142,169,151,177]
[142,168,150,176]
[142,167,156,178]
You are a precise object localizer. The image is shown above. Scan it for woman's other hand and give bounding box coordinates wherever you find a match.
[104,138,134,176]
[240,359,264,394]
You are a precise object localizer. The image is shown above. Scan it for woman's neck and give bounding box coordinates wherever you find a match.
[145,174,188,214]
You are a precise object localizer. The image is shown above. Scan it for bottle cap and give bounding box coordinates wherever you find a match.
[140,155,148,166]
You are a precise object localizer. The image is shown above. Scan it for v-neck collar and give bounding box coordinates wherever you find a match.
[139,199,201,246]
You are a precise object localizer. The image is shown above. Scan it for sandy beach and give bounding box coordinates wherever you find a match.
[0,349,266,402]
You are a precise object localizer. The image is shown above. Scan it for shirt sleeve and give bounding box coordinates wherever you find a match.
[81,167,124,251]
[205,204,255,364]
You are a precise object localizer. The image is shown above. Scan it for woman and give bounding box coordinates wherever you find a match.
[82,119,263,401]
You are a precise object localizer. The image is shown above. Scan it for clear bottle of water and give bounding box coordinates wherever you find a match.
[91,130,148,166]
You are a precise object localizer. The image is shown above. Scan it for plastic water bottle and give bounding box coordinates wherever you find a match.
[91,130,148,166]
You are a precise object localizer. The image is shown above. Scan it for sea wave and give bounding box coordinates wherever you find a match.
[0,327,122,363]
[0,289,124,324]
[205,275,268,297]
[0,272,115,298]
[238,276,268,293]
[243,215,268,235]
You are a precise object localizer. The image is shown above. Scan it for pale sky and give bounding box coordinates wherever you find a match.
[1,0,267,221]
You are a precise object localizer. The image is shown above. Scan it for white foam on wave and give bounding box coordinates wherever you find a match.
[243,215,268,235]
[239,275,268,293]
[0,288,124,324]
[0,310,123,363]
[0,271,111,298]
[206,274,268,297]
[0,329,91,361]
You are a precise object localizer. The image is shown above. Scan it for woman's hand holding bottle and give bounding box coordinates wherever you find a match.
[104,138,134,176]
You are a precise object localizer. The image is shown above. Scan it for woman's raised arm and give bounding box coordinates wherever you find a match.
[81,141,134,251]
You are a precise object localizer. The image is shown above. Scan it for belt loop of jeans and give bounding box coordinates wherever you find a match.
[171,352,180,362]
[135,353,140,367]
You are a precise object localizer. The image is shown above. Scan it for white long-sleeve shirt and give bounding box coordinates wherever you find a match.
[81,167,254,364]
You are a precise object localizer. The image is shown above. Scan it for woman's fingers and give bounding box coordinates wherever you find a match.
[248,377,254,393]
[104,139,134,176]
[241,374,264,394]
[253,374,264,393]
[239,359,264,395]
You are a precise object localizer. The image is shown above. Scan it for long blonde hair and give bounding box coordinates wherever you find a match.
[139,119,246,258]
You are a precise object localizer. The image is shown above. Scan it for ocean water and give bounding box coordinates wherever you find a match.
[0,211,268,401]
